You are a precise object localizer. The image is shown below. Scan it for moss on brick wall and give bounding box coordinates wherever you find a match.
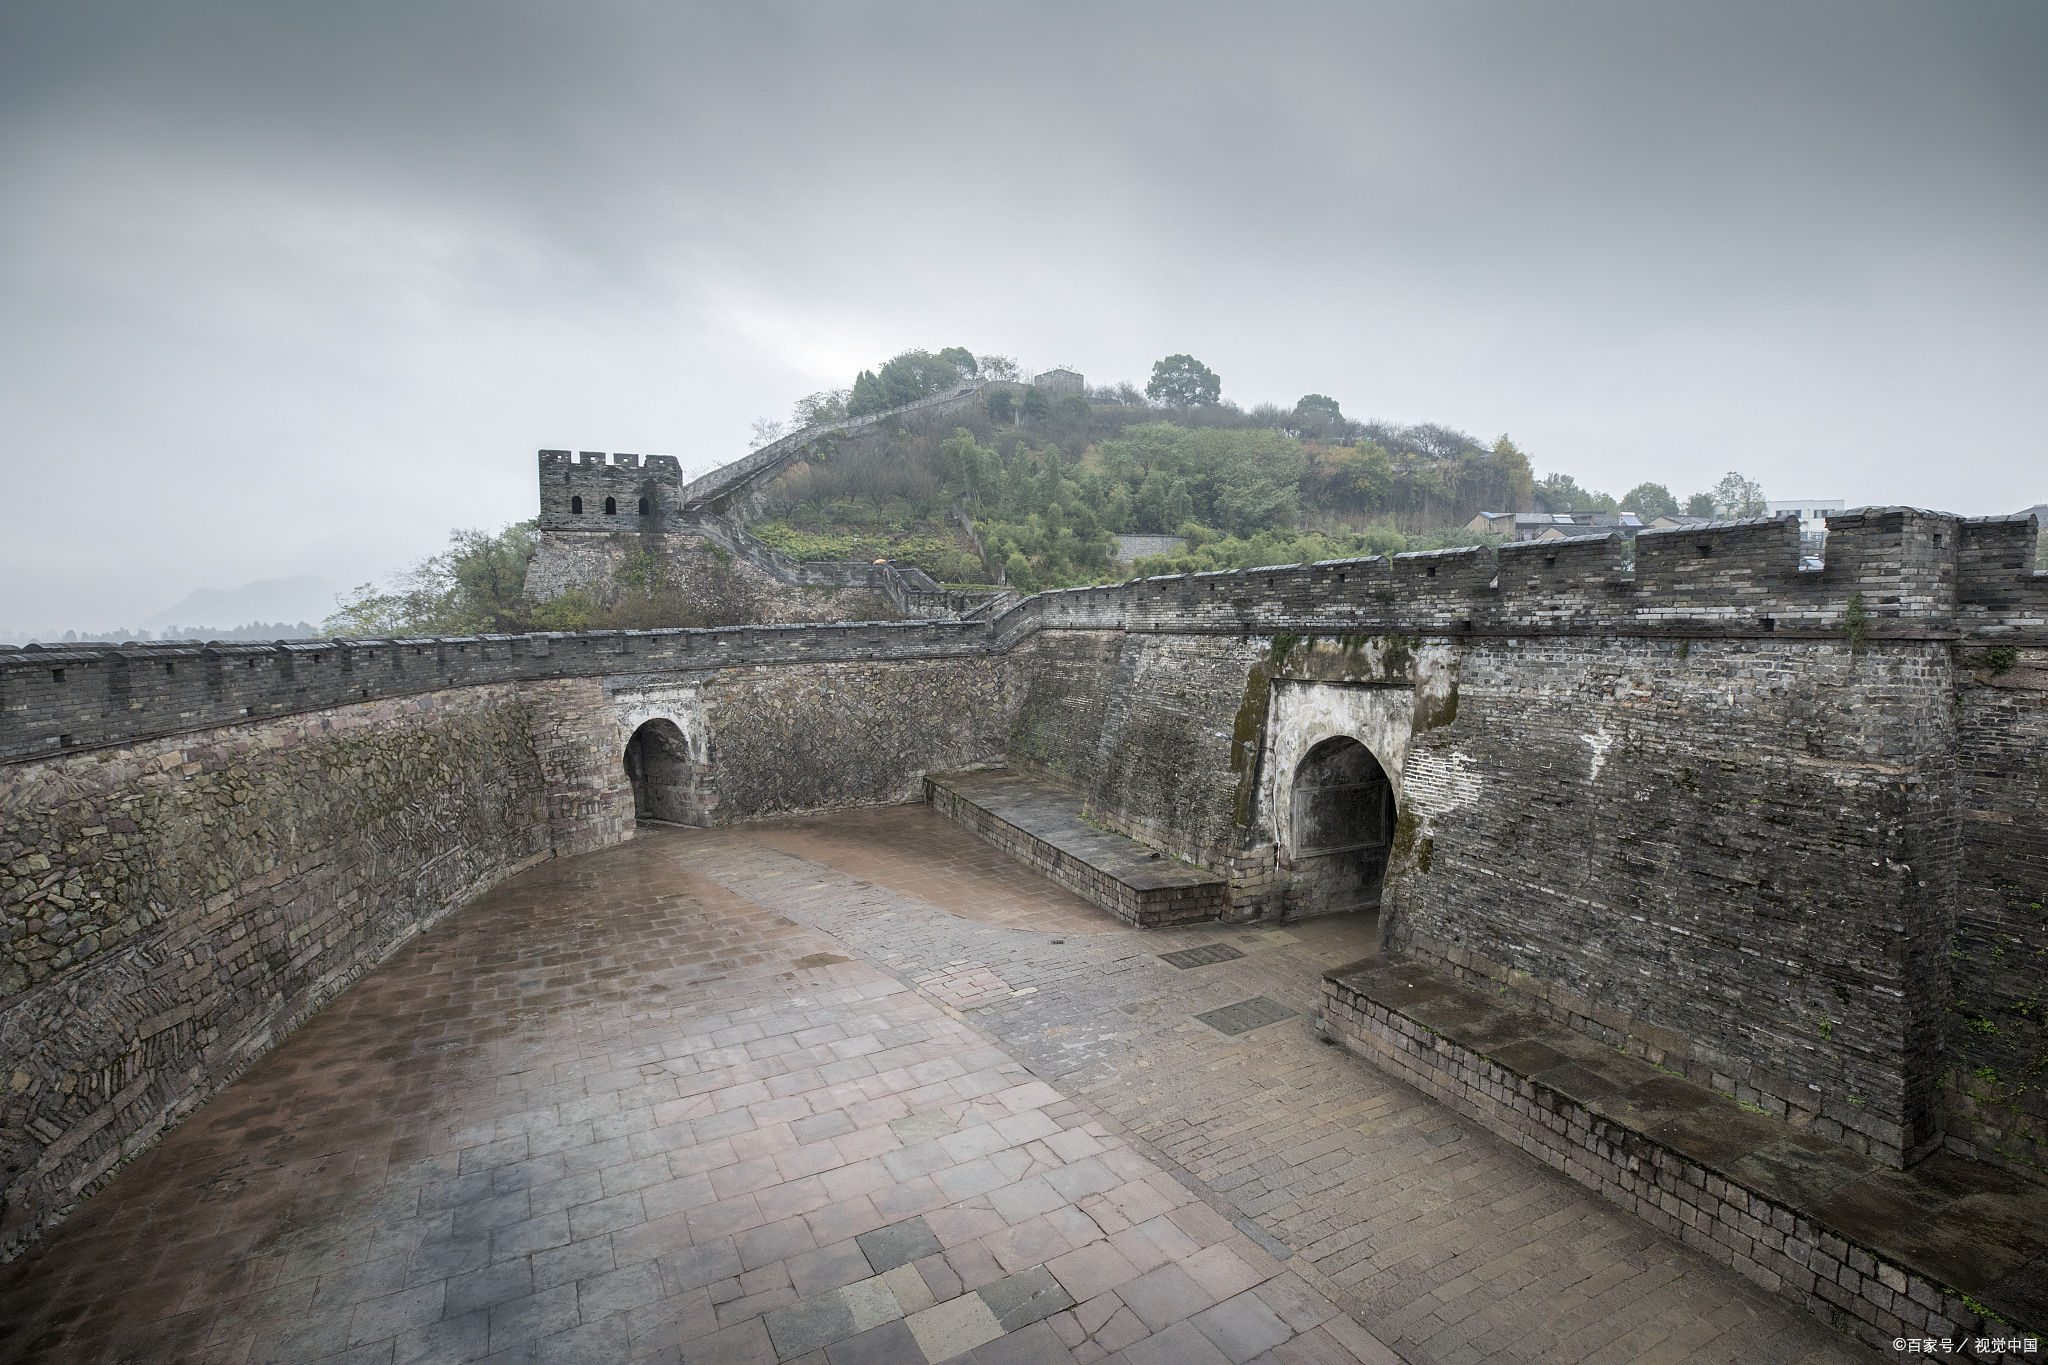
[0,686,558,1248]
[699,658,1020,820]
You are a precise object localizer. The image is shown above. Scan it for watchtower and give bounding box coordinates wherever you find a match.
[537,450,685,531]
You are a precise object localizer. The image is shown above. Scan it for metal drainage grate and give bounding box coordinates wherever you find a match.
[1159,943,1246,969]
[1194,996,1299,1035]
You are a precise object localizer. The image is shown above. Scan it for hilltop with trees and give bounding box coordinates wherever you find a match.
[326,348,1779,634]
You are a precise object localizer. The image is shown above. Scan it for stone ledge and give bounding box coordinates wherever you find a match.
[925,768,1226,929]
[1321,956,2048,1358]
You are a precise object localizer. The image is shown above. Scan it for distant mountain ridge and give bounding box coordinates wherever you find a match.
[138,576,335,632]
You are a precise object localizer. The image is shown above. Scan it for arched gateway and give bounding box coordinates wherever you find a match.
[623,718,696,824]
[1288,735,1396,916]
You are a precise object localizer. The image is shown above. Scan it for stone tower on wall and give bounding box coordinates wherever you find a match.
[536,450,684,531]
[1030,368,1084,398]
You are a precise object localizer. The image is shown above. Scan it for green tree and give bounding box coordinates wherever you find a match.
[1020,385,1051,420]
[1712,471,1768,518]
[1534,473,1616,514]
[1003,551,1037,593]
[1685,491,1718,518]
[1145,354,1222,408]
[985,387,1015,423]
[876,350,960,407]
[846,369,889,417]
[1620,482,1679,517]
[936,346,978,375]
[1490,437,1535,512]
[323,522,539,636]
[791,390,847,427]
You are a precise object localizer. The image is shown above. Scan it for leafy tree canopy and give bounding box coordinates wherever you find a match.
[1685,491,1718,518]
[1620,482,1679,518]
[876,350,960,408]
[1712,471,1768,518]
[846,369,889,418]
[1534,473,1618,515]
[1145,354,1222,408]
[936,346,978,375]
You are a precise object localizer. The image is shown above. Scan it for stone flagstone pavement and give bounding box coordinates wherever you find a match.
[0,803,1875,1364]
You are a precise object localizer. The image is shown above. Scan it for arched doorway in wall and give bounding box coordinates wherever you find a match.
[1289,736,1396,916]
[623,719,695,824]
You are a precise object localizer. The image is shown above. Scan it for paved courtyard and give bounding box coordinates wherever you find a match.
[0,805,1874,1364]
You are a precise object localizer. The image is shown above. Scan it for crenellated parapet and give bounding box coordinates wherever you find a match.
[990,506,2043,643]
[537,450,687,530]
[6,507,2041,764]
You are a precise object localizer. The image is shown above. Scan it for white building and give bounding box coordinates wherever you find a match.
[1767,499,1845,534]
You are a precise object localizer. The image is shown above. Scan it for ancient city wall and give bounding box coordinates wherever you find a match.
[0,651,1017,1251]
[0,684,565,1251]
[602,657,1021,824]
[519,527,900,625]
[1946,643,2048,1179]
[3,503,2045,1233]
[1384,636,1960,1169]
[10,508,2040,766]
[1004,631,1262,871]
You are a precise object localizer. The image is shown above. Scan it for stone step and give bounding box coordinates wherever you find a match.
[1322,956,2048,1348]
[924,768,1227,929]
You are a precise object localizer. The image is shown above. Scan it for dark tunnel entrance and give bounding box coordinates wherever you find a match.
[623,719,696,825]
[1289,735,1396,916]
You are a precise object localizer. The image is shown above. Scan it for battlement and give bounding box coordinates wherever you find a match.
[6,507,2041,764]
[988,506,2045,643]
[537,449,687,529]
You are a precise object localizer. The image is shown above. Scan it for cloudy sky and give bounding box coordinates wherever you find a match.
[2,1,2042,633]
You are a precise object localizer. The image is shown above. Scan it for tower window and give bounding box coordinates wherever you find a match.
[571,496,583,514]
[638,497,650,515]
[605,497,617,515]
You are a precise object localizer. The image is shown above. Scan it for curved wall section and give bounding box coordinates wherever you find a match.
[0,685,569,1254]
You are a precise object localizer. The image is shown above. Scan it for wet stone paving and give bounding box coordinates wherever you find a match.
[0,804,1874,1364]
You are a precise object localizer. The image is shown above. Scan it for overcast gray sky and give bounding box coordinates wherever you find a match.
[2,0,2042,632]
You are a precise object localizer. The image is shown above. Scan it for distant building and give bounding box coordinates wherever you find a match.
[1768,499,1845,534]
[1030,367,1085,397]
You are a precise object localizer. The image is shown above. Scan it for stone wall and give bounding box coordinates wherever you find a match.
[1945,643,2048,1180]
[1383,636,1959,1170]
[1001,631,1454,916]
[520,529,899,626]
[0,685,564,1251]
[3,501,2044,1235]
[1004,630,1258,873]
[1321,967,2040,1358]
[688,657,1021,820]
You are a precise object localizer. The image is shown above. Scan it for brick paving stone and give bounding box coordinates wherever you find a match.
[1192,1289,1298,1364]
[825,1316,924,1365]
[980,1265,1079,1332]
[0,813,1875,1365]
[857,1215,946,1273]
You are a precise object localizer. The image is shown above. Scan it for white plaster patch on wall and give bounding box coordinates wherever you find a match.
[1410,749,1484,820]
[1582,728,1615,781]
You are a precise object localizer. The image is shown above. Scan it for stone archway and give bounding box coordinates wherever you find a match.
[1287,735,1396,917]
[623,719,695,824]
